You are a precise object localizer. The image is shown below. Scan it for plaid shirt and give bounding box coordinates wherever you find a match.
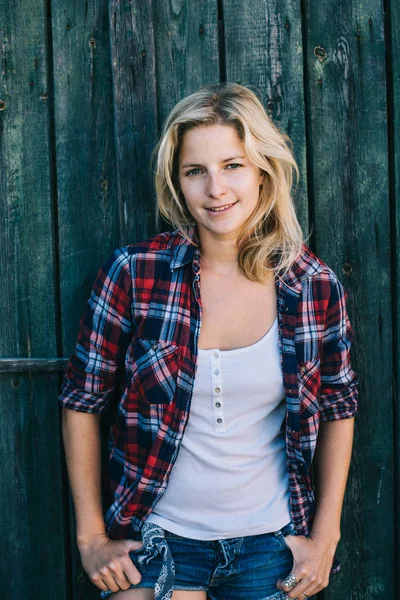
[59,224,359,575]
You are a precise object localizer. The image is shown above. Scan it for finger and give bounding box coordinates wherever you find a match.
[101,572,120,594]
[90,570,118,593]
[277,572,302,594]
[125,539,144,552]
[281,578,315,600]
[92,578,110,593]
[107,561,135,591]
[122,557,143,586]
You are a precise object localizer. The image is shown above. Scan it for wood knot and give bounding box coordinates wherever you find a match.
[0,99,6,111]
[342,262,353,276]
[314,46,327,62]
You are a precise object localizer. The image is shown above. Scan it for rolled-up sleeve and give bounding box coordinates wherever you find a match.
[319,275,359,421]
[58,248,134,413]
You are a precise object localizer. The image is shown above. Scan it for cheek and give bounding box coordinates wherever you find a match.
[179,180,201,204]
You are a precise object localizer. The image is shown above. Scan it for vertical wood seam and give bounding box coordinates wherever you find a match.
[218,0,227,82]
[382,0,399,595]
[44,0,73,597]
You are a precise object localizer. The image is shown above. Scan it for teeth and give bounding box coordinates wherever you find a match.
[209,203,234,212]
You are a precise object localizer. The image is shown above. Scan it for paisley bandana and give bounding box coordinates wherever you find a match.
[100,522,175,600]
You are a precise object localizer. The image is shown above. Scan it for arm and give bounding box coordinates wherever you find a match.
[61,408,106,545]
[278,274,359,599]
[59,250,141,593]
[62,407,142,592]
[311,417,355,543]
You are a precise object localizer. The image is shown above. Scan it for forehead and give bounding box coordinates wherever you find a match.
[179,124,244,157]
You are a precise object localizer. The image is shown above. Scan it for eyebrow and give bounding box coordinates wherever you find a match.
[180,155,246,169]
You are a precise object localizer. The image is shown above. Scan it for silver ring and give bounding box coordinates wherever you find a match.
[282,573,299,590]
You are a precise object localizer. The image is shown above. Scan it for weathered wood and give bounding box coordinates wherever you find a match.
[388,0,400,590]
[51,1,118,597]
[0,358,69,372]
[222,0,309,234]
[152,0,220,133]
[0,0,67,597]
[305,1,394,598]
[108,0,159,243]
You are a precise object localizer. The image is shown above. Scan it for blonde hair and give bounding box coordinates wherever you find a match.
[151,82,305,282]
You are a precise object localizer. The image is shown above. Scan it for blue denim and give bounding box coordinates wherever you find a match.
[99,520,317,600]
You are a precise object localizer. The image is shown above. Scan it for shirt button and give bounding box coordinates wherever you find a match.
[300,366,306,374]
[152,343,158,351]
[215,402,221,408]
[214,387,221,393]
[214,369,220,375]
[217,418,223,424]
[213,351,219,358]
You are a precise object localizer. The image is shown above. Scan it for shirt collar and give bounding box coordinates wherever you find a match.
[168,224,322,293]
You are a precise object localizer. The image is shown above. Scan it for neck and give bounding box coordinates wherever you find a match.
[197,228,241,276]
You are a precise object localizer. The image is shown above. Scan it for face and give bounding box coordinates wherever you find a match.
[177,124,264,242]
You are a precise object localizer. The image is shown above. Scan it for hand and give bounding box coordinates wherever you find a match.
[78,532,144,593]
[276,532,339,599]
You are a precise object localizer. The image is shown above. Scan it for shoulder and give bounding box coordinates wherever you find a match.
[298,244,348,304]
[103,230,177,270]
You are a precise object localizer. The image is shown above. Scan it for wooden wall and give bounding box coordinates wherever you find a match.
[0,1,398,598]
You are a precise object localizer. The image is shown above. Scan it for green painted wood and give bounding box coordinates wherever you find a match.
[51,0,119,597]
[109,0,159,243]
[152,0,220,133]
[0,0,67,598]
[222,0,309,236]
[388,0,400,591]
[305,1,394,598]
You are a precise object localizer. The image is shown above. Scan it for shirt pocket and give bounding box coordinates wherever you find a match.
[298,357,321,418]
[126,338,181,405]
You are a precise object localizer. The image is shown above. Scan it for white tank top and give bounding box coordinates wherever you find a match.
[147,317,291,539]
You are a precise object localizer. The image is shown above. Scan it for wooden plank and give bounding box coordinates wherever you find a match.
[388,0,400,592]
[152,0,220,134]
[109,0,159,242]
[0,0,67,597]
[305,1,394,598]
[0,358,69,372]
[222,0,309,234]
[52,0,119,352]
[51,0,118,598]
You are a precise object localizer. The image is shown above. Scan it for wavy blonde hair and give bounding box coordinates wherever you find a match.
[151,82,305,282]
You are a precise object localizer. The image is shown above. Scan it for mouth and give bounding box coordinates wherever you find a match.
[205,200,239,214]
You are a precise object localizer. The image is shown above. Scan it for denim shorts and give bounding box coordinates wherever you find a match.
[99,520,316,600]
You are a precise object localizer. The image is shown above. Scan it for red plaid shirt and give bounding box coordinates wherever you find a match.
[59,224,359,574]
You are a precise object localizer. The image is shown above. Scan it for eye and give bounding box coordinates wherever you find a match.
[185,168,202,177]
[185,163,243,177]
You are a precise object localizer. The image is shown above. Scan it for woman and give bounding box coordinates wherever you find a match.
[59,83,359,600]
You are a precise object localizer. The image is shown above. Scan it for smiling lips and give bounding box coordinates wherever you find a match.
[206,200,238,213]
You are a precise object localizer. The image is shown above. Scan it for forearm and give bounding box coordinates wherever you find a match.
[311,417,355,542]
[61,408,106,546]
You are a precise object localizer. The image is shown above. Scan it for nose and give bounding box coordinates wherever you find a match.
[205,171,228,199]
